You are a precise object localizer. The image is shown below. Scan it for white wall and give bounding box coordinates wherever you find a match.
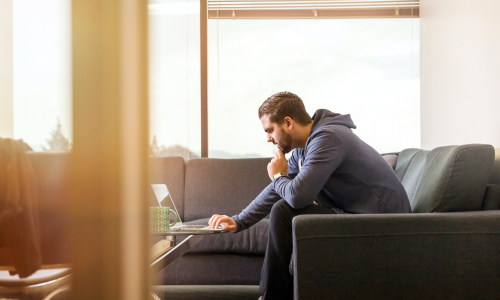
[0,0,13,138]
[420,0,500,149]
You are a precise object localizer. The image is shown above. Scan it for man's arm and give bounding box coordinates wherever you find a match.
[208,183,281,232]
[232,184,282,231]
[231,149,303,231]
[272,131,346,209]
[209,150,301,232]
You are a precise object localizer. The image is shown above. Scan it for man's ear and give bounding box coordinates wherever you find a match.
[284,117,293,129]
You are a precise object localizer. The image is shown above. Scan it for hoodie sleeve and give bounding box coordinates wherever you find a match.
[231,149,301,232]
[231,183,281,232]
[272,130,346,209]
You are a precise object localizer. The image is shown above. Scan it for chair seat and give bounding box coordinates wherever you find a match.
[0,268,71,287]
[184,218,269,255]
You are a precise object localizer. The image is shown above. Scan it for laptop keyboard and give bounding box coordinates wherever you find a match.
[181,225,209,229]
[179,225,223,229]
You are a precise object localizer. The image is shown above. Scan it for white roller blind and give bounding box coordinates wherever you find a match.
[208,0,419,19]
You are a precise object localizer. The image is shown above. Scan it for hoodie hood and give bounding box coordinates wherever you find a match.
[310,109,357,135]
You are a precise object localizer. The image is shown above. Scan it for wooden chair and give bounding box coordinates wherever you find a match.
[0,264,71,300]
[0,150,72,300]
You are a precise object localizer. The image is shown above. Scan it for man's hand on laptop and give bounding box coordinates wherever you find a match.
[208,214,237,233]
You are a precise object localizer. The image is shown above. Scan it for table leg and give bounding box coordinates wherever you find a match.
[150,235,204,272]
[165,235,177,247]
[149,235,205,300]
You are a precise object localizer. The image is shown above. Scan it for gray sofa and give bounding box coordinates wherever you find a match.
[11,144,499,299]
[149,157,271,285]
[292,145,500,299]
[149,144,500,299]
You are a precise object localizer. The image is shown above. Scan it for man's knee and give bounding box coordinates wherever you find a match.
[270,199,292,218]
[269,200,295,236]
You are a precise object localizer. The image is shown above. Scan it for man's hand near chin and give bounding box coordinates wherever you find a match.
[208,214,238,233]
[267,150,289,180]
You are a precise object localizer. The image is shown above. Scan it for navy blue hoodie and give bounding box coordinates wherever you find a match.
[232,109,411,232]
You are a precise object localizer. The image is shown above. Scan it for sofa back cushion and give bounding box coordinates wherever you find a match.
[482,148,500,210]
[149,156,186,220]
[381,153,398,170]
[490,148,500,184]
[482,184,500,210]
[184,158,270,222]
[394,144,494,213]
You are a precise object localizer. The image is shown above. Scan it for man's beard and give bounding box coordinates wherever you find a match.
[277,128,293,154]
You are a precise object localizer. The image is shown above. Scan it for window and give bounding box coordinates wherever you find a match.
[12,0,72,151]
[149,0,201,159]
[207,18,420,157]
[147,1,420,159]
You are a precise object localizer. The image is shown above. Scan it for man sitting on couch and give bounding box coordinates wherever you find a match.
[208,91,411,300]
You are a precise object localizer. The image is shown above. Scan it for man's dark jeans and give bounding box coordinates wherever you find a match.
[260,199,339,300]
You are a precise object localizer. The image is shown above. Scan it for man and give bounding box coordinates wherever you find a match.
[209,92,411,300]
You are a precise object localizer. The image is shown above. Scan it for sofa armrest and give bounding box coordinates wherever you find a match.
[292,211,500,300]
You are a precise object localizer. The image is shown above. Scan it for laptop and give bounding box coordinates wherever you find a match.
[151,184,225,233]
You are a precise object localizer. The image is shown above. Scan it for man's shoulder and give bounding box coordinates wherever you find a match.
[310,123,354,140]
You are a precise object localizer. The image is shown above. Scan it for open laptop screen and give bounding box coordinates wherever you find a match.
[151,184,183,224]
[150,184,224,232]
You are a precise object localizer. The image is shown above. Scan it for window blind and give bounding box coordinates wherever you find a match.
[208,0,419,19]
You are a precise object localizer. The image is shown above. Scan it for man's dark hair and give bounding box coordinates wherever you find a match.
[258,92,312,126]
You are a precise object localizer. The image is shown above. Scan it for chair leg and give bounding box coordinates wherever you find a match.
[150,290,161,300]
[42,284,71,300]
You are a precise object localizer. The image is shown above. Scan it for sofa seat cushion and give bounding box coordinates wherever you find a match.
[185,218,268,255]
